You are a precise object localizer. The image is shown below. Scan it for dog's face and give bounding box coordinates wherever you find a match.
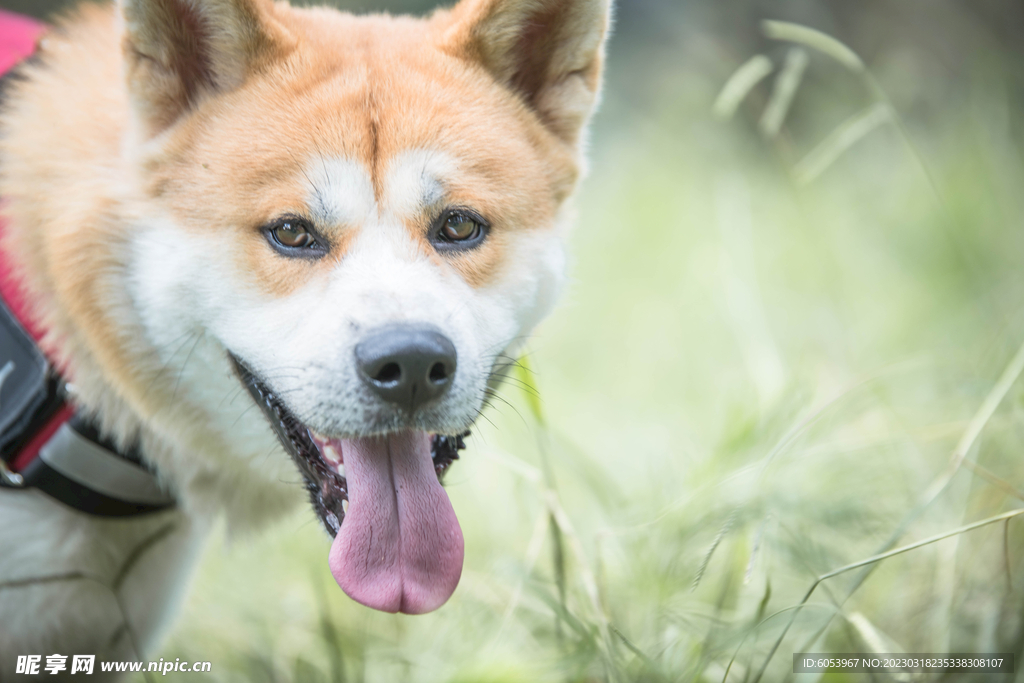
[116,0,608,614]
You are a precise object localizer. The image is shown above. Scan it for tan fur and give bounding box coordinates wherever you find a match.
[2,0,605,437]
[0,0,609,668]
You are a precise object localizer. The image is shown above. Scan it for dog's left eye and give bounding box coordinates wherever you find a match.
[432,209,488,250]
[265,217,325,256]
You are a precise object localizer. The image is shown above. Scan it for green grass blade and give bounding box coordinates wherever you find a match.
[714,55,774,119]
[793,103,890,184]
[514,355,545,426]
[759,48,808,138]
[752,508,1024,683]
[762,20,864,72]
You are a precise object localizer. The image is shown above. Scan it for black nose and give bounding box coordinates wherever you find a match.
[355,325,457,412]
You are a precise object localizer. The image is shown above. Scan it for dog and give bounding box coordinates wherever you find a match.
[0,0,609,674]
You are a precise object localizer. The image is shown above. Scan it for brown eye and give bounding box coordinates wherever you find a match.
[435,210,488,251]
[265,217,326,258]
[441,214,479,241]
[431,209,488,251]
[272,220,314,248]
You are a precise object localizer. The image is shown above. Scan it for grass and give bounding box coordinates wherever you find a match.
[144,13,1024,683]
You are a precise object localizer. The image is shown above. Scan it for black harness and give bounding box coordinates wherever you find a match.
[0,284,175,517]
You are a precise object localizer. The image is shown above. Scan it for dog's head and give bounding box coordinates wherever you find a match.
[113,0,609,613]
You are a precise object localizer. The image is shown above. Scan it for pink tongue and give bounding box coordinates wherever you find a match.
[327,431,464,614]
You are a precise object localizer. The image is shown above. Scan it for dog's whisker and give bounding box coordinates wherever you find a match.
[480,389,529,427]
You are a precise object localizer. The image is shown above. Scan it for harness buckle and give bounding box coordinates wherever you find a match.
[0,459,24,487]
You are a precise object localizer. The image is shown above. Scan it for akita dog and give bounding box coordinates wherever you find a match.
[0,0,609,670]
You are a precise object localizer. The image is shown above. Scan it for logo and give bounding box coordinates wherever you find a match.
[15,654,95,675]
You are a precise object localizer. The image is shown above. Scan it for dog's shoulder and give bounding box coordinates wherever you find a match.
[0,487,204,661]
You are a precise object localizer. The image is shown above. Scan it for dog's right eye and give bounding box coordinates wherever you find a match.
[264,217,326,257]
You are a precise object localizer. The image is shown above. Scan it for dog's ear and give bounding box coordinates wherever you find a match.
[440,0,611,146]
[120,0,294,135]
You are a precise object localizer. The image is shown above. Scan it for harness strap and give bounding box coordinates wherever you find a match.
[18,417,175,516]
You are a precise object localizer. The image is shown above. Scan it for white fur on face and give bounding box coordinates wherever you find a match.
[306,157,377,227]
[131,150,567,470]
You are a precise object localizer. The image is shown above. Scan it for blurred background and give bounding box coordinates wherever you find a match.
[8,0,1024,680]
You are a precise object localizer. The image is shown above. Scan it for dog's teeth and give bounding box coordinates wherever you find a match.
[342,499,349,514]
[309,429,345,467]
[322,442,341,465]
[335,463,345,477]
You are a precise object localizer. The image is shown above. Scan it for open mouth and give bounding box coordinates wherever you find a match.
[230,355,468,614]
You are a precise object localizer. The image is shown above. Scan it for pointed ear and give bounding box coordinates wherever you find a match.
[120,0,294,134]
[440,0,611,146]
